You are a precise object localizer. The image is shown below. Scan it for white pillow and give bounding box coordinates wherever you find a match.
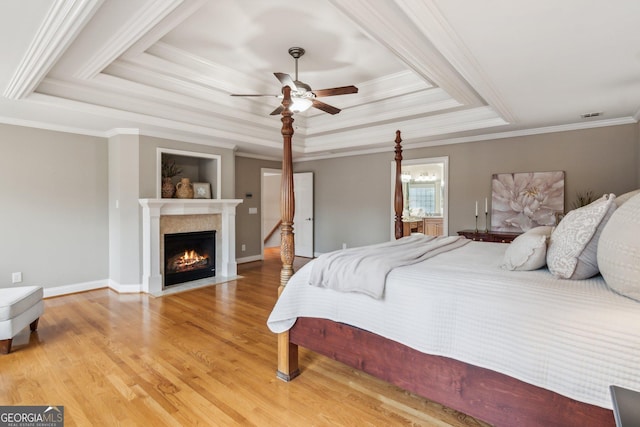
[502,226,553,271]
[597,192,640,301]
[547,194,616,279]
[614,189,640,207]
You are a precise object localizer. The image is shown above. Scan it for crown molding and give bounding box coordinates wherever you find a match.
[0,114,106,137]
[234,151,282,162]
[307,88,461,135]
[394,0,515,124]
[120,0,208,60]
[292,116,637,162]
[114,48,430,116]
[27,92,266,150]
[303,106,506,153]
[74,0,182,80]
[142,41,270,93]
[329,0,482,108]
[3,0,104,99]
[105,128,139,137]
[39,75,278,136]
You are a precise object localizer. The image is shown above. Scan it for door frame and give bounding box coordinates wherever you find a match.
[261,168,282,259]
[260,169,315,258]
[390,156,449,238]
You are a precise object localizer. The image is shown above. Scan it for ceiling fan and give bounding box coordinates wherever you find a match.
[231,47,358,115]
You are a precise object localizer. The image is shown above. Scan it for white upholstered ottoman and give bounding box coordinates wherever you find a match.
[0,286,44,354]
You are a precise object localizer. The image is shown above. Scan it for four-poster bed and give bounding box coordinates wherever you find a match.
[270,87,636,426]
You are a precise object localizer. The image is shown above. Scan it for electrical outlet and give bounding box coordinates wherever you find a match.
[12,272,22,283]
[241,244,246,252]
[342,243,347,250]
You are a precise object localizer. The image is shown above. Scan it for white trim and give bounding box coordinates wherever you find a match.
[328,0,482,107]
[107,280,142,294]
[138,199,242,295]
[3,0,104,99]
[237,255,263,264]
[235,152,281,162]
[74,0,182,80]
[156,148,222,199]
[303,106,507,153]
[260,167,282,261]
[105,128,140,137]
[394,0,516,123]
[42,279,108,298]
[26,92,250,149]
[0,115,107,138]
[291,117,637,162]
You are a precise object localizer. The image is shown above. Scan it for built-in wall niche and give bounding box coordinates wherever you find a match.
[158,148,221,199]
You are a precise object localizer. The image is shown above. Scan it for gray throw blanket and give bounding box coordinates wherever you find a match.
[309,234,469,299]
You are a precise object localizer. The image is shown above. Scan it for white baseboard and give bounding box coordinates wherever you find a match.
[108,280,142,294]
[42,279,143,298]
[43,280,108,298]
[237,254,263,264]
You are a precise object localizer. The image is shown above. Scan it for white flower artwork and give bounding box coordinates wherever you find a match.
[491,171,564,232]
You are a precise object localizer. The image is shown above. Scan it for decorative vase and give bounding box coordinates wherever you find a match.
[175,177,194,199]
[161,177,175,198]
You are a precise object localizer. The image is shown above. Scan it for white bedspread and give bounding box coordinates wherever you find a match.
[309,234,469,298]
[267,241,640,409]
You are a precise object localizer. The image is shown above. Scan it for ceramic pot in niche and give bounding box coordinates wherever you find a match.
[175,177,194,199]
[161,177,175,198]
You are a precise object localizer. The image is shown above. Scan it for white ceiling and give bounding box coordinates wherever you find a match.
[1,0,639,160]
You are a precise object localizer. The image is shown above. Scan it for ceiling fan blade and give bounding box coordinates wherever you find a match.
[274,73,298,91]
[230,94,278,97]
[270,105,284,116]
[312,99,341,115]
[313,85,358,97]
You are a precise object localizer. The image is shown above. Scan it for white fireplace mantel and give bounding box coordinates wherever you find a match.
[139,198,243,294]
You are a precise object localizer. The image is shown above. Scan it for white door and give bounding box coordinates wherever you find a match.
[294,172,314,258]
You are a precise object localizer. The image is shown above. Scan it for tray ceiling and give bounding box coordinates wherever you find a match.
[1,0,639,160]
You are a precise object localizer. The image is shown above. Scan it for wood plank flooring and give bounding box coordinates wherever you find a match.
[0,248,489,426]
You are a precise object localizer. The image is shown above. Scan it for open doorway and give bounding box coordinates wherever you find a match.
[261,169,315,258]
[390,156,449,237]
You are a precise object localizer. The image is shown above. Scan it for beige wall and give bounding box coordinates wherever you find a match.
[0,123,109,289]
[0,125,240,291]
[1,120,636,288]
[298,124,639,253]
[637,121,640,187]
[235,156,281,260]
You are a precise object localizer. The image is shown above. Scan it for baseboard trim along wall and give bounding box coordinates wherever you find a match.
[43,279,110,298]
[237,254,262,264]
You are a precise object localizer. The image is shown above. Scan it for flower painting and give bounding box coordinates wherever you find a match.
[491,171,565,232]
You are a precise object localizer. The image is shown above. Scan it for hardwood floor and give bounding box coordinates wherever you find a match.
[1,248,489,426]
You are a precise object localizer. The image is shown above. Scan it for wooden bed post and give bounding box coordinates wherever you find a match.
[394,130,404,240]
[277,85,300,381]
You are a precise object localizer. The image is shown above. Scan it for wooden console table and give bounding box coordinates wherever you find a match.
[457,229,521,243]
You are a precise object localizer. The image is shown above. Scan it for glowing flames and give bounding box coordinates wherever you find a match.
[181,250,206,267]
[167,249,209,273]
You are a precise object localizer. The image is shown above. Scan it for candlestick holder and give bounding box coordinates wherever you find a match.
[484,212,489,233]
[475,215,478,233]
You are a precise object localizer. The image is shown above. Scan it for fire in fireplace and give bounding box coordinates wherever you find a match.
[164,230,216,286]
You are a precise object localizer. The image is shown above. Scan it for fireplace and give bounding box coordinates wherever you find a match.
[164,230,216,286]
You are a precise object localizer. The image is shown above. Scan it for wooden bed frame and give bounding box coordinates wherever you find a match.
[274,87,615,427]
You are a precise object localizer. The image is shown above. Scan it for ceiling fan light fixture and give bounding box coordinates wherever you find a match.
[291,97,313,113]
[231,47,357,116]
